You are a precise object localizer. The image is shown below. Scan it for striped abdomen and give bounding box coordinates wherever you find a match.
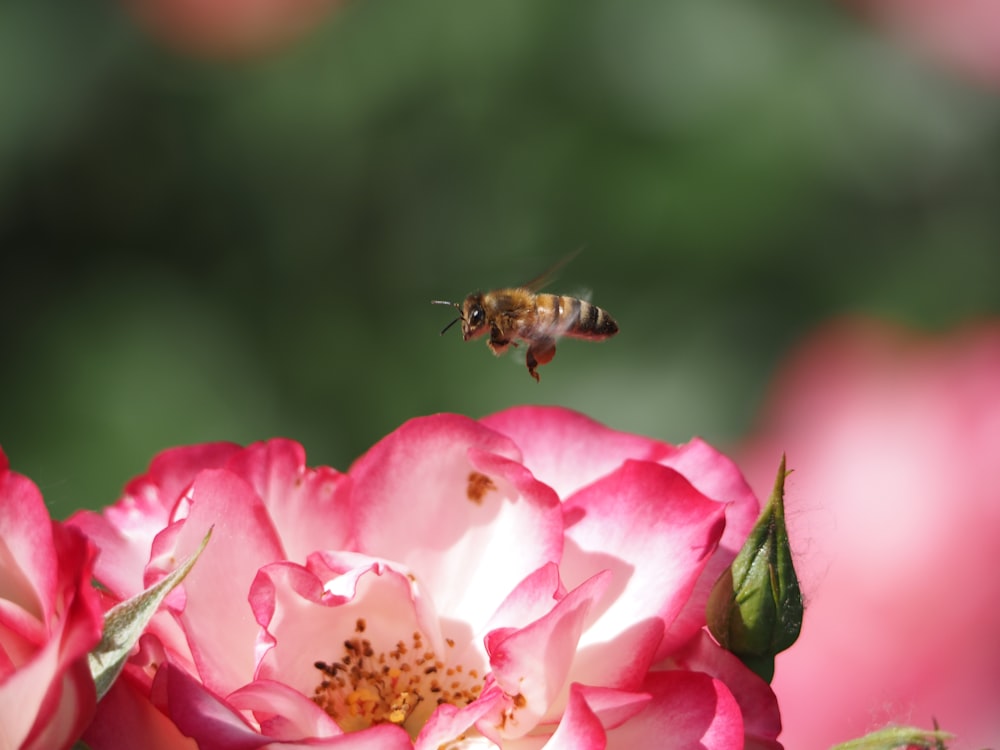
[534,293,619,340]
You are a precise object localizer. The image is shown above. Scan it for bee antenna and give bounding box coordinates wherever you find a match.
[431,300,463,336]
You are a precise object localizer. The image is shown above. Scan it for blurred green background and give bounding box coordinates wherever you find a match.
[2,0,999,517]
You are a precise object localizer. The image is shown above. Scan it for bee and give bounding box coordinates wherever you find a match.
[432,258,618,382]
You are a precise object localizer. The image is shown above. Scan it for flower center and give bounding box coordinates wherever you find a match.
[312,618,482,739]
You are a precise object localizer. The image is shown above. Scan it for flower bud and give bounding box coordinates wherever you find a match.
[706,454,803,682]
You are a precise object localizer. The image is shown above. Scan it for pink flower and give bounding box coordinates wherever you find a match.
[0,448,104,750]
[71,407,780,748]
[737,318,1000,750]
[843,0,1000,87]
[123,0,344,57]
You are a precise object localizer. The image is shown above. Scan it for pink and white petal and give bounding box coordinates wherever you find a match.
[499,683,648,750]
[480,406,668,500]
[503,683,654,750]
[665,631,781,747]
[282,728,416,750]
[249,560,326,671]
[222,439,351,562]
[659,438,760,553]
[154,662,274,749]
[414,688,506,750]
[536,683,608,750]
[0,601,42,667]
[0,521,103,750]
[481,563,565,635]
[480,409,762,659]
[348,415,562,633]
[561,461,726,689]
[67,508,153,600]
[120,631,193,695]
[169,469,285,694]
[605,671,744,750]
[158,662,413,750]
[127,442,245,510]
[228,679,343,739]
[14,657,95,750]
[0,454,59,618]
[254,727,415,750]
[48,521,105,660]
[564,684,651,731]
[67,442,242,599]
[83,671,198,750]
[254,553,488,736]
[304,550,452,659]
[487,572,611,738]
[655,439,763,654]
[251,559,355,687]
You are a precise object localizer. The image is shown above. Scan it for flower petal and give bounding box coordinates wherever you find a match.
[480,406,668,500]
[605,671,743,750]
[228,679,343,739]
[67,442,242,600]
[0,451,59,619]
[561,460,726,689]
[654,438,762,654]
[665,631,782,748]
[538,683,607,750]
[415,685,506,750]
[83,671,197,750]
[155,661,272,749]
[168,469,285,694]
[159,661,415,749]
[0,453,103,750]
[487,571,611,738]
[255,553,491,742]
[9,652,96,750]
[564,684,651,731]
[221,439,350,562]
[482,563,565,635]
[482,407,762,659]
[348,414,562,634]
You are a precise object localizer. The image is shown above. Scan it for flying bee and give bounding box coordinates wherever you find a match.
[432,258,618,382]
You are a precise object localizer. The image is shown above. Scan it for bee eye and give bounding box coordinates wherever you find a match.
[469,307,485,327]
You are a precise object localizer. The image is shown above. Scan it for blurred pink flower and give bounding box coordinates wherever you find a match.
[0,449,104,750]
[70,407,780,749]
[737,318,1000,750]
[845,0,1000,87]
[122,0,343,57]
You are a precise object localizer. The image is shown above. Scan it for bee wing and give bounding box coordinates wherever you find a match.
[523,249,582,292]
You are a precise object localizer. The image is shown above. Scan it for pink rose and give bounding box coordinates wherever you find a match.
[71,407,781,748]
[844,0,1000,87]
[0,449,104,750]
[737,318,1000,749]
[122,0,343,57]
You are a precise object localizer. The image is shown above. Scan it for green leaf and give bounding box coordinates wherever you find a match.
[706,454,803,681]
[829,724,953,750]
[88,528,212,700]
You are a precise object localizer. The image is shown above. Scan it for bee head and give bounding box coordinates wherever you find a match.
[460,294,488,340]
[431,294,488,340]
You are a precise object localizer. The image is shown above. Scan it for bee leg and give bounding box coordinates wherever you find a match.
[525,339,556,382]
[488,327,511,356]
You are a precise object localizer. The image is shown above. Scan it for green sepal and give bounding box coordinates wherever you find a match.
[88,528,212,700]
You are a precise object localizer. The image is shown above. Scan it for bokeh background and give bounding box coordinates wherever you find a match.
[2,0,999,518]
